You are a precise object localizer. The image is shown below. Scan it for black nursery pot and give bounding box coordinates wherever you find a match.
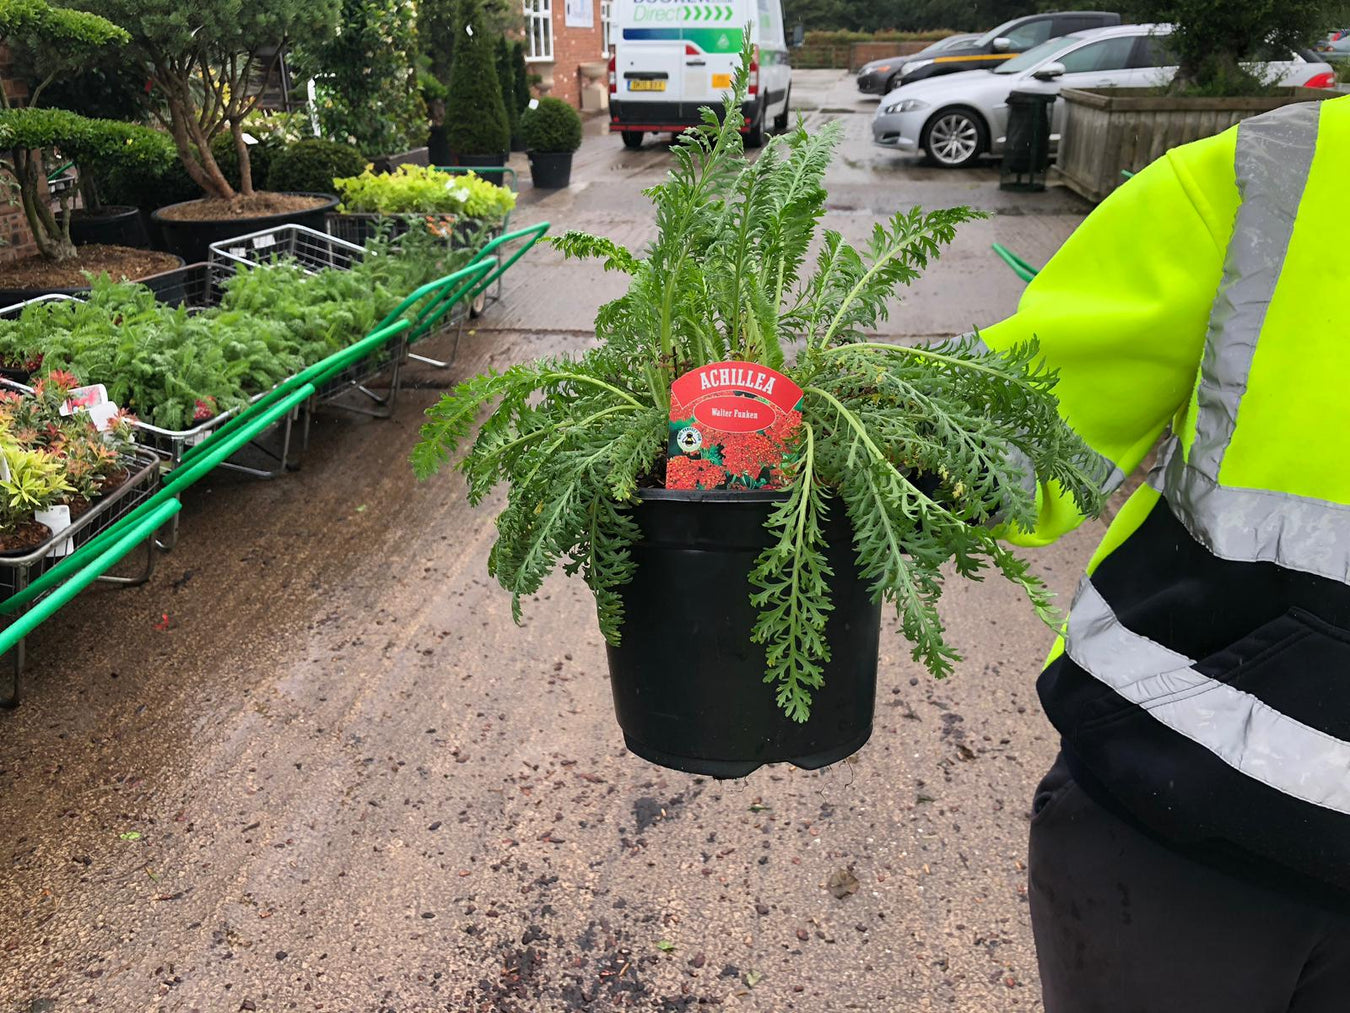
[605,488,882,779]
[67,205,149,248]
[150,193,339,266]
[527,150,573,188]
[455,152,509,185]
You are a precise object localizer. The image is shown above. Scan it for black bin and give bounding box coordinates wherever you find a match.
[1001,90,1056,192]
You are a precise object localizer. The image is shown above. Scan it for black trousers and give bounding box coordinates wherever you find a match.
[1028,753,1350,1013]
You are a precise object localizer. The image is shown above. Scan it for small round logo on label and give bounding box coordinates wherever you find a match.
[676,426,703,453]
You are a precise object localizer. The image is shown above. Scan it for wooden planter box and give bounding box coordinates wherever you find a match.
[1056,87,1327,203]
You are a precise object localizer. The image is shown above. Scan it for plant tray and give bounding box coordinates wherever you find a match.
[0,446,161,598]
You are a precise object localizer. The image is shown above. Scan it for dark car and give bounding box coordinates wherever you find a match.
[885,11,1122,91]
[856,34,979,94]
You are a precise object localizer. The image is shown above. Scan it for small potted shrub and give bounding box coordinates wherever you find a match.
[521,97,582,189]
[331,163,516,245]
[0,110,182,302]
[267,139,367,198]
[412,58,1105,777]
[442,0,511,170]
[78,0,342,264]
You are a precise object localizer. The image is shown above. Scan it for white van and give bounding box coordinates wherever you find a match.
[607,0,792,149]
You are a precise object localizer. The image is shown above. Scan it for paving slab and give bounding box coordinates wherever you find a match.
[0,71,1103,1012]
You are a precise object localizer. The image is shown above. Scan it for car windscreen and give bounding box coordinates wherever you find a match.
[974,18,1018,47]
[993,36,1080,73]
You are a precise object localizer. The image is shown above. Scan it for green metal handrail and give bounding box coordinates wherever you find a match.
[370,259,495,348]
[991,242,1040,282]
[0,499,182,657]
[462,221,550,302]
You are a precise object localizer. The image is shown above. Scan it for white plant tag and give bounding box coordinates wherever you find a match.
[35,505,73,557]
[252,233,276,249]
[241,132,259,145]
[185,430,209,447]
[529,98,540,110]
[0,451,10,483]
[60,383,108,417]
[86,400,119,433]
[465,23,474,35]
[228,246,247,258]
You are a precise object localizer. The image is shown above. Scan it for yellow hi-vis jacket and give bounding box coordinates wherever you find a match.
[981,95,1350,903]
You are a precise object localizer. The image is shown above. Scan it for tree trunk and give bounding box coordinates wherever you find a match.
[232,121,255,197]
[163,86,237,201]
[15,148,76,263]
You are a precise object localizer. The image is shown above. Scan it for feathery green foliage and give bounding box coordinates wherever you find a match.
[413,44,1106,721]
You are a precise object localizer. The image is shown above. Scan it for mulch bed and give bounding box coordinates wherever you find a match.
[157,192,329,222]
[0,246,179,290]
[0,519,53,555]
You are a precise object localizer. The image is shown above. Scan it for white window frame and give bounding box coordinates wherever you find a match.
[601,0,614,54]
[524,0,554,62]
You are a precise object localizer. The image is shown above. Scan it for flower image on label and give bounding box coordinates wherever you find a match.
[665,361,803,492]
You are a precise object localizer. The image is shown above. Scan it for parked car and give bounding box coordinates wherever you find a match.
[607,0,792,149]
[856,34,980,94]
[886,10,1121,89]
[871,24,1337,168]
[1315,30,1350,62]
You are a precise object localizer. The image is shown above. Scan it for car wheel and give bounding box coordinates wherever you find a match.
[773,89,791,132]
[743,104,765,148]
[921,107,987,168]
[621,131,643,150]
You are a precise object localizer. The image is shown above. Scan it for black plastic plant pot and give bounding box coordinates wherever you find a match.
[150,192,340,266]
[605,488,882,779]
[455,152,509,185]
[67,206,149,248]
[528,150,573,189]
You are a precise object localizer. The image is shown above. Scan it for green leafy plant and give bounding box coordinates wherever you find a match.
[413,52,1105,721]
[75,0,340,200]
[267,139,366,195]
[443,0,511,157]
[496,35,523,149]
[334,164,516,220]
[521,97,583,154]
[293,0,428,157]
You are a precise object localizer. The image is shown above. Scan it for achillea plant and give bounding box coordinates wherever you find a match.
[413,51,1105,721]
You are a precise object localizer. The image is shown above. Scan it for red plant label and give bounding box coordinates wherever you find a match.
[666,361,803,491]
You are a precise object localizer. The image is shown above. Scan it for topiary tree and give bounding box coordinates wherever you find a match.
[443,0,511,159]
[267,138,366,195]
[520,96,582,153]
[292,0,428,157]
[495,35,523,149]
[1123,0,1337,91]
[0,109,173,260]
[513,41,531,115]
[74,0,341,201]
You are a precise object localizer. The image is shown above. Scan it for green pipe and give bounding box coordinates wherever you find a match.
[0,385,316,614]
[464,222,549,299]
[0,499,182,657]
[370,260,494,348]
[991,243,1039,282]
[180,318,412,466]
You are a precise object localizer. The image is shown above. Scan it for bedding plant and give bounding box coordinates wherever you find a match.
[413,54,1106,722]
[334,165,516,220]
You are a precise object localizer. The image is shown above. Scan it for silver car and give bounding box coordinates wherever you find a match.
[871,24,1338,168]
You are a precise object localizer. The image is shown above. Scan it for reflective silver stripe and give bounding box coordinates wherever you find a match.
[1160,437,1350,584]
[1066,579,1350,815]
[963,332,1124,495]
[1189,102,1321,480]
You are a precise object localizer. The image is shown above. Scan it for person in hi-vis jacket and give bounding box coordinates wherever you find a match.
[981,94,1350,1012]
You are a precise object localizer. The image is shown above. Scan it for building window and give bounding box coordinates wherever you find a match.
[524,0,553,62]
[601,0,614,53]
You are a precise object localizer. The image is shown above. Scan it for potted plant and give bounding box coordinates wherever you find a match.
[0,110,182,303]
[1056,2,1336,202]
[521,97,583,189]
[442,0,511,170]
[412,60,1105,777]
[267,139,366,198]
[291,0,429,173]
[76,0,342,264]
[329,163,516,245]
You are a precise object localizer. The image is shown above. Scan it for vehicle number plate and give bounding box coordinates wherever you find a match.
[628,79,666,91]
[712,73,732,88]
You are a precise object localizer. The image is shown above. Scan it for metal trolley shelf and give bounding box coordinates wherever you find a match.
[0,446,163,705]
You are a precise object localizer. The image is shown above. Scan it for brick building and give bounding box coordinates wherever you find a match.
[523,0,614,109]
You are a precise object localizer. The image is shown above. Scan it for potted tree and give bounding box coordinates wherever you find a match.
[77,0,342,264]
[413,59,1106,777]
[0,110,182,303]
[442,0,511,171]
[1056,0,1336,201]
[521,97,583,188]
